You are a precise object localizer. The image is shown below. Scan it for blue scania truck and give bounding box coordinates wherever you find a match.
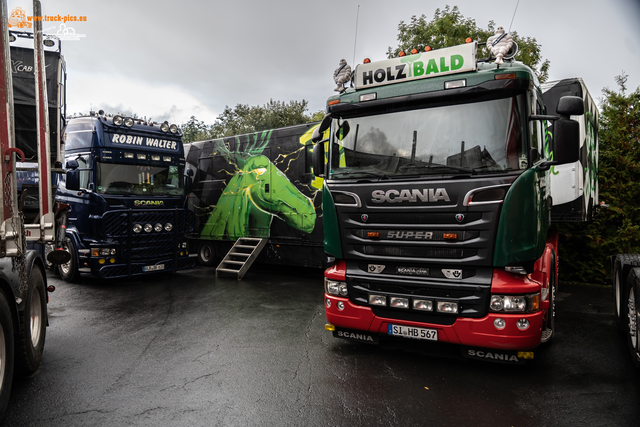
[54,114,195,281]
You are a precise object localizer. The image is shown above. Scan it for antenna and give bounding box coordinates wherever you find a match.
[352,5,360,66]
[508,0,520,32]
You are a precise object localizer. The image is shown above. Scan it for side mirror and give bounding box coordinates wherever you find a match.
[553,96,584,165]
[65,159,79,170]
[312,114,332,143]
[336,121,350,141]
[65,169,80,191]
[312,141,325,177]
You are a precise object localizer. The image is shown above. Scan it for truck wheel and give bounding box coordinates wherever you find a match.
[612,254,640,331]
[15,267,47,376]
[197,242,216,266]
[0,291,15,421]
[625,268,640,369]
[58,237,78,282]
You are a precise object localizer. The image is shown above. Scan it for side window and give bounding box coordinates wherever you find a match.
[529,96,545,163]
[75,155,90,189]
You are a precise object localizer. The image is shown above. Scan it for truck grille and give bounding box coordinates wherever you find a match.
[102,209,194,258]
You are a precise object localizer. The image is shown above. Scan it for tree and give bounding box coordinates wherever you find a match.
[558,73,640,283]
[387,5,550,83]
[209,99,313,139]
[181,116,210,143]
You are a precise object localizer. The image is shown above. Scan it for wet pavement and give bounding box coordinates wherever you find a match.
[3,265,640,426]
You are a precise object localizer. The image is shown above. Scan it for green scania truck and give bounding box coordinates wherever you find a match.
[312,40,598,363]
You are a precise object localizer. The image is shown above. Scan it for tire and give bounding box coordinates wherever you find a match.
[0,291,15,422]
[15,266,47,376]
[624,268,640,369]
[197,242,216,267]
[541,252,557,344]
[57,237,78,282]
[612,254,640,331]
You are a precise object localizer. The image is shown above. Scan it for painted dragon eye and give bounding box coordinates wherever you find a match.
[253,168,267,176]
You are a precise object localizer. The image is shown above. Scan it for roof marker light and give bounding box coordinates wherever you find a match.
[495,73,517,80]
[411,48,418,55]
[445,79,467,89]
[424,46,432,52]
[398,51,406,57]
[465,37,473,43]
[363,58,371,64]
[359,93,376,102]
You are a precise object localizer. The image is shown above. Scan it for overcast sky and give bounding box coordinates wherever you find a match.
[6,0,640,126]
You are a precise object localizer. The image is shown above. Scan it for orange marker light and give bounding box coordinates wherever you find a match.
[363,58,371,64]
[398,51,406,57]
[411,48,418,55]
[424,46,432,52]
[443,233,458,240]
[465,37,473,43]
[495,73,517,80]
[328,100,341,106]
[367,231,380,238]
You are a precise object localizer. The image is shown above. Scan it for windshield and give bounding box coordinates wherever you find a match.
[96,162,184,196]
[329,94,528,178]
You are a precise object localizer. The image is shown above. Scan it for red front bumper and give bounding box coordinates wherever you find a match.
[325,294,544,350]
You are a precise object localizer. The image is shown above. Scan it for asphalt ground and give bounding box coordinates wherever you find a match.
[3,265,640,426]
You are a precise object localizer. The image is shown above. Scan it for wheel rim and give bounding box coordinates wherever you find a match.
[200,245,212,263]
[60,241,72,275]
[29,287,43,348]
[629,287,639,353]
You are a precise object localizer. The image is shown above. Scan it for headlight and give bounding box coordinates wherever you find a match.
[113,115,124,126]
[368,295,387,306]
[413,299,433,311]
[154,223,163,232]
[133,223,142,233]
[390,297,409,309]
[437,301,458,314]
[164,222,173,232]
[144,223,153,233]
[325,279,348,296]
[489,294,540,313]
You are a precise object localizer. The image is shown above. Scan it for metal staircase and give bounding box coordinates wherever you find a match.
[216,237,267,279]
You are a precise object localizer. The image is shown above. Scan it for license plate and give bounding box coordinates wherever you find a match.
[143,264,165,272]
[388,324,438,341]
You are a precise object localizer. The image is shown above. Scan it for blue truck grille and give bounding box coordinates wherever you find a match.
[102,209,195,258]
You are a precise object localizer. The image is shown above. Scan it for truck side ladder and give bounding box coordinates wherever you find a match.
[216,237,267,280]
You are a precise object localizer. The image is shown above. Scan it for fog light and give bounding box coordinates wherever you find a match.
[165,222,174,232]
[413,299,433,311]
[337,301,345,311]
[437,301,458,314]
[326,299,331,308]
[154,223,163,232]
[390,297,409,309]
[494,318,506,330]
[110,258,115,263]
[516,318,530,330]
[133,223,142,233]
[369,295,387,306]
[98,259,106,264]
[144,223,153,233]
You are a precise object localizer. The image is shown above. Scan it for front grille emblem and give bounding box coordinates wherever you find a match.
[361,214,369,222]
[455,213,465,223]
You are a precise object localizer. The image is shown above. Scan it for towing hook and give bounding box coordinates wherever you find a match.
[4,147,25,164]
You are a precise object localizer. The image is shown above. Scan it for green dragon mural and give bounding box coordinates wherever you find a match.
[199,129,317,241]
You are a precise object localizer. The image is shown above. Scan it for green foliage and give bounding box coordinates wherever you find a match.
[209,99,311,139]
[181,116,209,143]
[386,5,550,83]
[558,74,640,284]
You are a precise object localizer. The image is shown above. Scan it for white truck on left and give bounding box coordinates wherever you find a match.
[0,0,70,420]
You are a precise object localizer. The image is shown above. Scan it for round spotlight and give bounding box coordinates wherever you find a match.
[144,223,153,233]
[133,223,142,233]
[124,117,134,127]
[160,122,169,132]
[169,124,178,134]
[164,222,173,232]
[494,318,506,330]
[43,38,55,47]
[154,223,163,232]
[113,115,124,126]
[325,299,331,308]
[337,301,345,311]
[516,319,530,330]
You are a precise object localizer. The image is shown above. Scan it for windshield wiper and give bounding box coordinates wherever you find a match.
[334,170,389,179]
[399,162,472,174]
